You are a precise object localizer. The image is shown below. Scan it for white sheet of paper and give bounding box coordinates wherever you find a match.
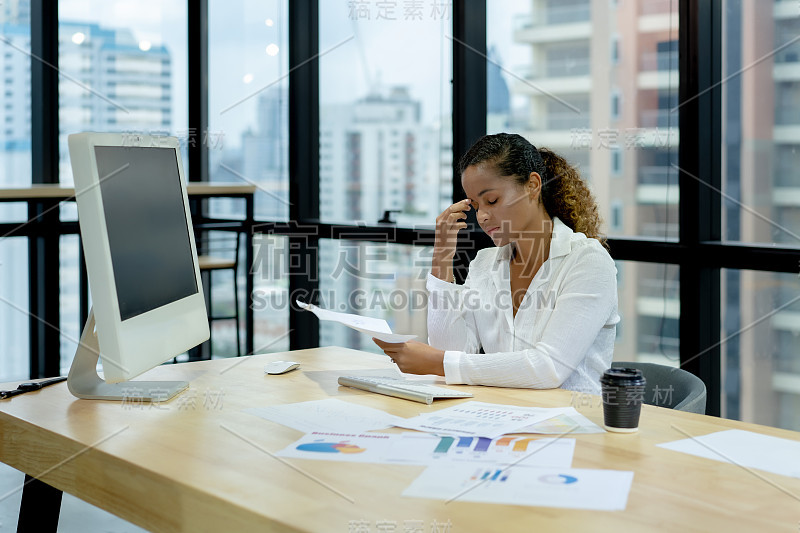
[296,300,416,343]
[657,429,800,479]
[394,401,559,438]
[244,399,405,434]
[276,432,575,468]
[514,407,605,434]
[403,463,634,511]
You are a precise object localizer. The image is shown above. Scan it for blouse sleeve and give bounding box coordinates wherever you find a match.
[442,246,618,388]
[426,271,481,354]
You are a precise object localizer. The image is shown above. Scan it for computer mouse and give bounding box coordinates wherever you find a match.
[264,361,300,375]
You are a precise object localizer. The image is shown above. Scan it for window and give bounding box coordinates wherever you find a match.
[0,238,29,381]
[59,235,80,373]
[209,0,289,222]
[251,233,290,354]
[58,1,189,184]
[722,3,800,246]
[319,240,430,353]
[0,3,31,381]
[612,148,622,175]
[488,0,679,240]
[611,33,620,64]
[613,261,680,368]
[722,270,800,431]
[611,200,623,230]
[319,1,453,227]
[611,89,621,120]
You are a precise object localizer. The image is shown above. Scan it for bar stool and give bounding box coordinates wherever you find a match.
[197,232,242,358]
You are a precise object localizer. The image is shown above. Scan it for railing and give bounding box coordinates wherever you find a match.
[639,109,677,128]
[639,278,680,299]
[640,51,679,72]
[545,112,590,130]
[774,108,800,125]
[640,0,677,16]
[518,58,591,79]
[514,3,591,30]
[638,335,680,358]
[774,168,800,188]
[640,222,679,239]
[638,166,675,185]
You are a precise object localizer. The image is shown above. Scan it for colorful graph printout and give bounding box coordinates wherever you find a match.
[515,408,605,434]
[277,432,575,468]
[277,432,401,464]
[394,401,559,438]
[401,434,575,467]
[403,464,634,511]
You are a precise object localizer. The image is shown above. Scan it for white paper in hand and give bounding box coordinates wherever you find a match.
[296,300,416,343]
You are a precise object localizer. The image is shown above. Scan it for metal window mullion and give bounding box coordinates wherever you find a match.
[188,0,209,182]
[30,1,61,378]
[452,0,488,284]
[288,0,320,349]
[678,0,722,416]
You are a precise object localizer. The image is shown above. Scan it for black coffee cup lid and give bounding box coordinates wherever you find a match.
[601,367,646,386]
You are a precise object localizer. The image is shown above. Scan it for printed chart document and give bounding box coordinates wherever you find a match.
[244,399,405,434]
[658,429,800,479]
[276,432,575,468]
[296,300,416,343]
[276,431,405,464]
[394,401,558,438]
[396,434,576,467]
[515,407,605,434]
[403,464,634,511]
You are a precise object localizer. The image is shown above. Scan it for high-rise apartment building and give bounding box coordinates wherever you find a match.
[505,0,799,429]
[510,0,680,370]
[318,87,441,349]
[58,21,173,182]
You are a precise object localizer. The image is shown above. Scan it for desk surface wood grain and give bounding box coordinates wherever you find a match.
[1,347,799,532]
[0,182,256,200]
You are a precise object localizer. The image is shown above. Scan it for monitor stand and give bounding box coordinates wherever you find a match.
[67,309,189,401]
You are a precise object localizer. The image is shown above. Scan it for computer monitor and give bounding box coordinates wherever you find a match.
[67,132,209,401]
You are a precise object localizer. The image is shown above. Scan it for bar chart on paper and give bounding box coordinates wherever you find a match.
[402,434,576,467]
[471,467,511,483]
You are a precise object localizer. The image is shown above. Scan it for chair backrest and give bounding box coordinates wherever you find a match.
[610,362,707,414]
[196,232,241,270]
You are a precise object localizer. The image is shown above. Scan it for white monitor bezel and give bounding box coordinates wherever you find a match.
[68,132,209,384]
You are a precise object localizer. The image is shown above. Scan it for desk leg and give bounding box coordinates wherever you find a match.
[245,196,254,356]
[17,475,62,533]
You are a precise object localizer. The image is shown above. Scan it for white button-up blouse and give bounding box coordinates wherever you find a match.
[426,217,620,394]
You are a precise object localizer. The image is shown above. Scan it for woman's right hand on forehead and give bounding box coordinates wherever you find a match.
[433,199,471,261]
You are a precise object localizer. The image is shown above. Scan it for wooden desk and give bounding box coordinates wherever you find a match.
[1,347,799,532]
[0,182,257,200]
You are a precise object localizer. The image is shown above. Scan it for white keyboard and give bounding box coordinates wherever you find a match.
[337,375,473,405]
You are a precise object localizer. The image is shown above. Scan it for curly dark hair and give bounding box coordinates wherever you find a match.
[458,133,607,249]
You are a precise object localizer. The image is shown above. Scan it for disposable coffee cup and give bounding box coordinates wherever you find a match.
[600,368,646,433]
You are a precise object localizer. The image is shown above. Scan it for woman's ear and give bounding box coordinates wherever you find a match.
[527,172,543,200]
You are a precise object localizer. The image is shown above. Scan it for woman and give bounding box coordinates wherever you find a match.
[373,133,619,394]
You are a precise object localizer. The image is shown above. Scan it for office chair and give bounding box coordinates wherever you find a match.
[610,361,707,414]
[197,232,242,358]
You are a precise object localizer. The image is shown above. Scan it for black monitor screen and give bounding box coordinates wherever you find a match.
[95,146,198,321]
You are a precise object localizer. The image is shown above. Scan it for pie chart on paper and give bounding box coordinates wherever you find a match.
[538,474,579,485]
[296,442,367,454]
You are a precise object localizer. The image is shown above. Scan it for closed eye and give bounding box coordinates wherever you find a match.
[487,199,497,205]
